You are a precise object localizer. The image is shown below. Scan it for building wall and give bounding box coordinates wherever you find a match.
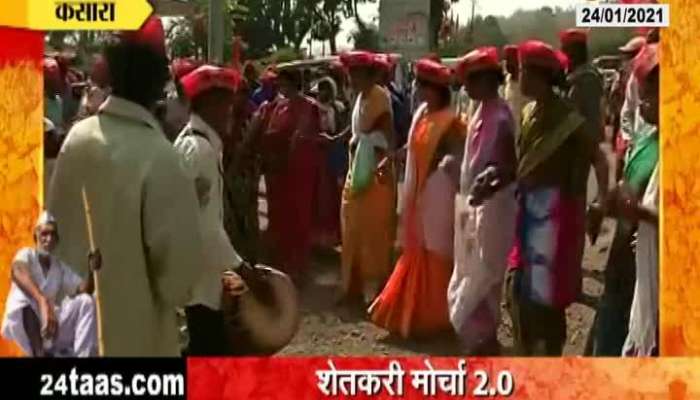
[378,0,431,60]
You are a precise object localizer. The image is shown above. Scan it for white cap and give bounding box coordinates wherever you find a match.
[35,210,57,228]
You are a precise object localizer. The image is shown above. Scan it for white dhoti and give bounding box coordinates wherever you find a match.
[2,294,97,357]
[1,247,97,357]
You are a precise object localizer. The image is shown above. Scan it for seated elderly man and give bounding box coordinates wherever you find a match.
[1,212,100,357]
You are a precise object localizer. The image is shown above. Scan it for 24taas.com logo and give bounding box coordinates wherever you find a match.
[40,368,184,397]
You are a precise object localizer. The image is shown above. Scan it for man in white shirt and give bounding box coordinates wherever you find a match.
[1,212,100,357]
[174,65,248,355]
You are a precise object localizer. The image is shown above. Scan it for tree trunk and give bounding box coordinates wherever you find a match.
[329,36,337,54]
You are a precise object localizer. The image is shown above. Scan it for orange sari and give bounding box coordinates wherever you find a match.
[369,104,465,338]
[341,85,396,300]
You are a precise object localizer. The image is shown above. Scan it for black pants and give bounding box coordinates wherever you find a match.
[184,305,230,356]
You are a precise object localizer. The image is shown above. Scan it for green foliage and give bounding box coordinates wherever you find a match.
[351,23,381,51]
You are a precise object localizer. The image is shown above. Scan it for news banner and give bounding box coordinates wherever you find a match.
[0,357,516,398]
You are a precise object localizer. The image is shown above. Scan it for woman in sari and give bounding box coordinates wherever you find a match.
[589,44,660,356]
[312,77,343,248]
[222,80,261,263]
[505,41,607,356]
[339,51,397,305]
[260,68,324,282]
[369,59,464,338]
[447,47,518,354]
[619,45,659,357]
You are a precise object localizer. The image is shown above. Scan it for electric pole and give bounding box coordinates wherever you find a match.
[208,0,225,63]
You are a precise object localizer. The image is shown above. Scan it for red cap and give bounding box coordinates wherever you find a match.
[260,65,279,84]
[340,51,376,68]
[43,57,61,89]
[456,46,501,80]
[180,65,242,100]
[120,15,166,56]
[559,29,588,46]
[414,58,452,87]
[503,44,518,60]
[519,40,564,72]
[373,53,393,73]
[633,43,659,83]
[172,58,202,81]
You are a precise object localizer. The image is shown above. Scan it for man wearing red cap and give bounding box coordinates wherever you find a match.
[560,28,610,237]
[76,55,111,120]
[163,58,202,142]
[560,29,605,140]
[48,16,204,356]
[174,65,248,355]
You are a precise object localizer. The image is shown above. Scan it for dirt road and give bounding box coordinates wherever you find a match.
[258,178,614,357]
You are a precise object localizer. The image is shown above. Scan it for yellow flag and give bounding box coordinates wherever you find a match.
[0,0,153,31]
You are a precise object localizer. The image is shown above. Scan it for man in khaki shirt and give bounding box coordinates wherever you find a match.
[48,16,203,356]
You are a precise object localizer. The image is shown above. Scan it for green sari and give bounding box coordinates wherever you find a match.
[624,125,659,195]
[517,96,588,195]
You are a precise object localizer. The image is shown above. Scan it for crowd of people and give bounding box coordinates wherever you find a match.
[1,14,660,358]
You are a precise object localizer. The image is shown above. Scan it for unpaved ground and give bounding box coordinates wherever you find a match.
[258,175,614,357]
[276,223,612,357]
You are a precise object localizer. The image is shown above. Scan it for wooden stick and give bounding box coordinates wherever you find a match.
[82,186,104,357]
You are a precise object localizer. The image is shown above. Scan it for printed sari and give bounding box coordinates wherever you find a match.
[369,103,464,338]
[508,97,591,310]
